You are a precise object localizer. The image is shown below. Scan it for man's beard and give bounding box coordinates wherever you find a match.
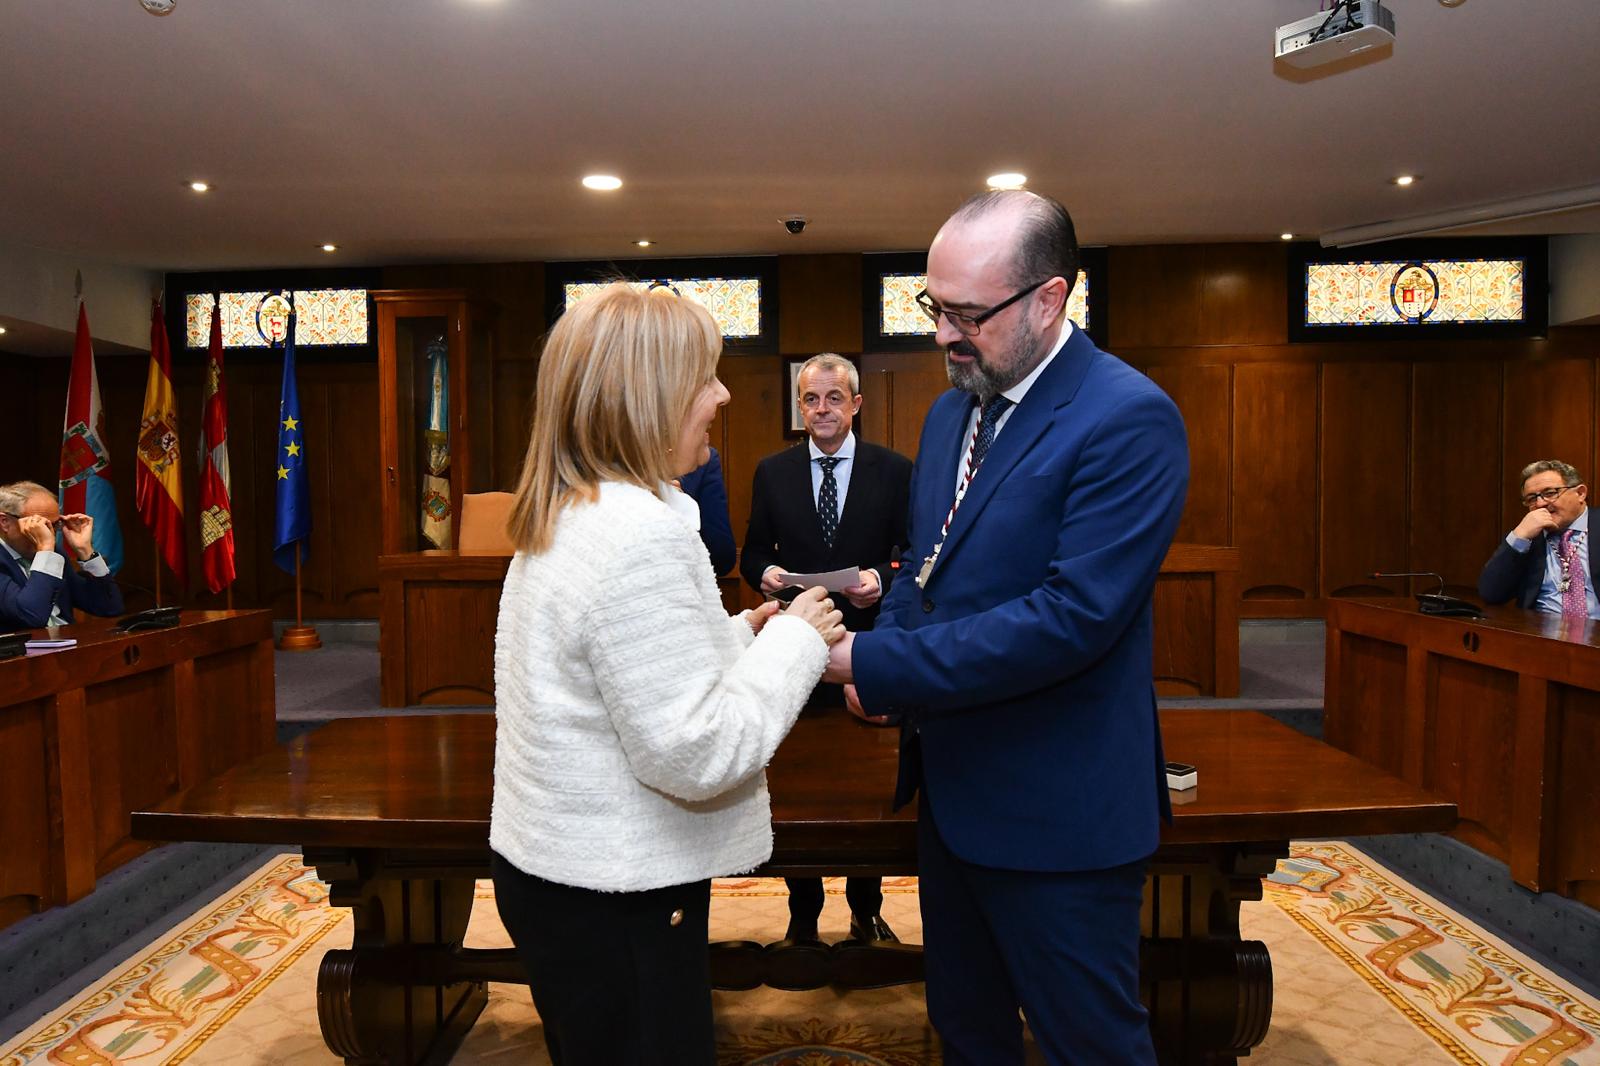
[944,322,1041,400]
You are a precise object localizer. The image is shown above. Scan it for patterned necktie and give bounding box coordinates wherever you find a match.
[1560,528,1587,625]
[969,395,1014,472]
[817,456,842,548]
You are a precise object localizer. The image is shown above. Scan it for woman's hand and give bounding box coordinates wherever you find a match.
[742,600,781,635]
[784,586,845,646]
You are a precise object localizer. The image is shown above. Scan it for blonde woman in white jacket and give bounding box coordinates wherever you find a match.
[490,282,842,1065]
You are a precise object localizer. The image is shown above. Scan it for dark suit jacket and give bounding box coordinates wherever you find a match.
[852,327,1189,874]
[1478,528,1600,609]
[679,447,737,576]
[740,438,912,632]
[0,549,125,630]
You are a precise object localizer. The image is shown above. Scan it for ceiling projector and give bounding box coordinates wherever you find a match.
[1275,1,1396,68]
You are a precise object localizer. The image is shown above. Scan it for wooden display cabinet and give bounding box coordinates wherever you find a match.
[374,290,497,556]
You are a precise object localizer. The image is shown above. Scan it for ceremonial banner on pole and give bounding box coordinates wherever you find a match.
[198,298,236,593]
[273,310,311,574]
[420,335,452,548]
[59,302,124,572]
[136,298,187,588]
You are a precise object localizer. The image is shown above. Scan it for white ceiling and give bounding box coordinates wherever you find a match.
[3,0,1598,272]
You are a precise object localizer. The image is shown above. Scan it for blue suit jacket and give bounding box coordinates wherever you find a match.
[0,549,125,630]
[1478,531,1599,609]
[853,327,1189,874]
[678,447,737,577]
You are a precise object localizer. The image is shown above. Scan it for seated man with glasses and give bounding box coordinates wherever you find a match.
[0,480,123,630]
[1479,459,1598,622]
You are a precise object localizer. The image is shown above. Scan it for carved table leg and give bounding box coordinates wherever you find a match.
[1144,842,1283,1065]
[306,849,489,1066]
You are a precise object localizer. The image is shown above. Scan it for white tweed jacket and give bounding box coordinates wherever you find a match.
[490,480,829,892]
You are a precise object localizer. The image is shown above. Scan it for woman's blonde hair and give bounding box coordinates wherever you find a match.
[508,283,722,554]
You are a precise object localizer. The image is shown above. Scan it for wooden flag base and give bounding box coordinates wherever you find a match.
[277,624,322,651]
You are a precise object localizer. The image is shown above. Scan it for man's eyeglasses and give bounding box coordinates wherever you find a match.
[915,279,1049,337]
[1522,485,1580,507]
[0,512,63,530]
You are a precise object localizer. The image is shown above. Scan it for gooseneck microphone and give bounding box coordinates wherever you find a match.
[1370,571,1484,618]
[1370,570,1446,597]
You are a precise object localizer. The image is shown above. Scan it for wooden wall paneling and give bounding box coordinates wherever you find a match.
[327,366,382,615]
[1198,245,1289,346]
[1232,362,1318,603]
[1501,359,1595,535]
[404,583,499,705]
[1427,657,1518,863]
[493,358,537,489]
[778,254,862,355]
[1410,361,1503,598]
[1107,246,1203,350]
[718,355,789,610]
[0,700,51,925]
[1320,362,1409,599]
[1146,363,1231,545]
[858,350,948,460]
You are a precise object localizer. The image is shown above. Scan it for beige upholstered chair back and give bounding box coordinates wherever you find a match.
[458,491,517,554]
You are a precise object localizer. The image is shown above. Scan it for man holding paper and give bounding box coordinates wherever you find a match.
[739,352,912,960]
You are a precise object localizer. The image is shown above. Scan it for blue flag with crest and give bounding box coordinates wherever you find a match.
[273,315,311,573]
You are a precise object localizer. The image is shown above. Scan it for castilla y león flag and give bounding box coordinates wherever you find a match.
[198,298,235,593]
[59,302,124,573]
[136,298,187,587]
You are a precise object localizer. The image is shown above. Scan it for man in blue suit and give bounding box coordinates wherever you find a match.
[677,446,737,576]
[0,480,124,630]
[824,190,1188,1064]
[1479,459,1599,620]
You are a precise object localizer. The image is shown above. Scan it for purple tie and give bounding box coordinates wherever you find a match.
[1560,529,1587,625]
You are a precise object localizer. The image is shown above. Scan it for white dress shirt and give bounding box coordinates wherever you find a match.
[808,431,857,511]
[953,319,1073,496]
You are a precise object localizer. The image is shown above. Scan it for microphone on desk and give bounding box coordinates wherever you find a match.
[1370,571,1484,618]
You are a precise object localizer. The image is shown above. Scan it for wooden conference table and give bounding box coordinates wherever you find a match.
[1325,598,1600,907]
[135,707,1450,1065]
[0,610,275,931]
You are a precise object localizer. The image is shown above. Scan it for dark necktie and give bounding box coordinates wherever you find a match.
[969,395,1014,471]
[817,456,842,548]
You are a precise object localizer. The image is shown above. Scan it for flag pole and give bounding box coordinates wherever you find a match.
[276,541,321,651]
[153,546,162,607]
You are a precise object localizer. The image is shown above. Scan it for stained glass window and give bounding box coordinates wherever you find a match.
[1304,259,1524,326]
[880,271,1091,336]
[563,278,762,339]
[185,289,370,347]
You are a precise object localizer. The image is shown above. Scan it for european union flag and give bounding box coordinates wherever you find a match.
[273,315,311,573]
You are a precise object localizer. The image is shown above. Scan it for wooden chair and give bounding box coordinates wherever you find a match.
[457,492,516,553]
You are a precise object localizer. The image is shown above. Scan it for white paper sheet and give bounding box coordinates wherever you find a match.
[775,566,861,592]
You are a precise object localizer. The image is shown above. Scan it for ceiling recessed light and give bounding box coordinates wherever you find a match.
[634,240,654,248]
[582,174,623,191]
[0,325,7,336]
[987,172,1027,190]
[188,180,210,193]
[1280,232,1295,241]
[320,243,338,253]
[1393,174,1419,187]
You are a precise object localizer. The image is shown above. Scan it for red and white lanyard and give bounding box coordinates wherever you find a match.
[915,414,994,588]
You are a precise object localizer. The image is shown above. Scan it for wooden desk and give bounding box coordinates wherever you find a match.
[134,709,1450,1066]
[0,610,274,930]
[378,543,1242,706]
[1325,598,1600,906]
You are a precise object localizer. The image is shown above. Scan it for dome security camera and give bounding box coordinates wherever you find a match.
[781,216,808,235]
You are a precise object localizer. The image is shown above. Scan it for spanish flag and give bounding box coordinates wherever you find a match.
[135,298,187,588]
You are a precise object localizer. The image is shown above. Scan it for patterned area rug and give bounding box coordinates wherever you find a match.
[3,844,1598,1065]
